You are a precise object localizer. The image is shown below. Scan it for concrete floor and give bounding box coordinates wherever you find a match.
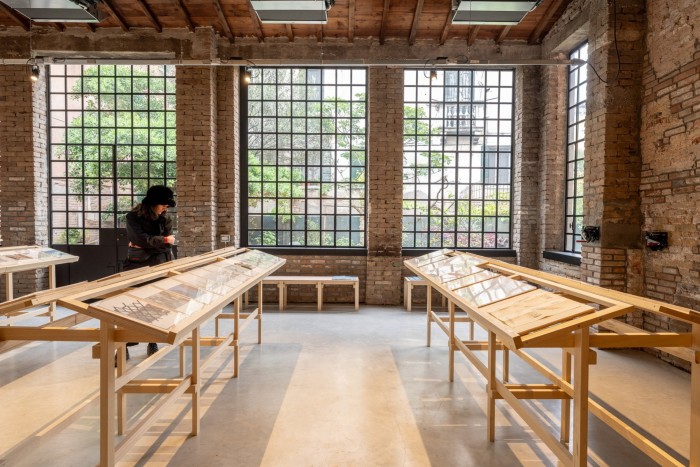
[0,305,691,466]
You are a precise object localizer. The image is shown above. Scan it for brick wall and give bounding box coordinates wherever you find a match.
[366,67,404,305]
[176,66,218,256]
[513,66,541,268]
[638,0,700,367]
[0,65,49,300]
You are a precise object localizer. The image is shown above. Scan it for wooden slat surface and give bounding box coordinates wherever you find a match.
[481,289,595,335]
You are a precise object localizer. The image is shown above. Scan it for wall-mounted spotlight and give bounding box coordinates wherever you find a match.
[429,69,438,83]
[243,67,252,84]
[29,62,40,82]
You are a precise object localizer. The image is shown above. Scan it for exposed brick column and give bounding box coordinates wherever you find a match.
[176,66,217,256]
[216,66,240,248]
[538,65,567,255]
[513,66,542,268]
[581,0,645,293]
[0,65,49,299]
[366,67,403,305]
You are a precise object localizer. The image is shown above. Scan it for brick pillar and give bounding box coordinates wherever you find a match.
[0,65,49,299]
[176,66,217,256]
[216,66,240,248]
[513,66,542,268]
[538,65,567,256]
[581,0,645,293]
[366,67,403,305]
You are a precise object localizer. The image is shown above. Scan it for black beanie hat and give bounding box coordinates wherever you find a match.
[143,185,176,207]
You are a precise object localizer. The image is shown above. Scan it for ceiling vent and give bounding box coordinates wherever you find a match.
[250,0,334,24]
[451,0,539,25]
[0,0,104,22]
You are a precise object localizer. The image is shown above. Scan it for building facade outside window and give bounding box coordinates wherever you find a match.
[564,43,588,253]
[403,68,514,250]
[48,64,177,246]
[243,67,367,248]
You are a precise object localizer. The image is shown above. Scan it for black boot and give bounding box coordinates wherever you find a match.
[147,343,159,356]
[114,346,130,367]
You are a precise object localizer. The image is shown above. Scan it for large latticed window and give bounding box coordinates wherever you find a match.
[243,67,367,248]
[565,43,588,252]
[48,64,177,245]
[403,69,514,249]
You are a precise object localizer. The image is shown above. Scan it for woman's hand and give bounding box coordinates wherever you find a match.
[164,235,176,244]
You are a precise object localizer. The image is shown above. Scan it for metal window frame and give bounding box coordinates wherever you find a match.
[47,64,177,246]
[401,68,515,251]
[564,42,588,253]
[240,66,368,250]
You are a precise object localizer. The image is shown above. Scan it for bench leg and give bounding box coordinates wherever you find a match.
[354,283,359,310]
[277,283,285,311]
[317,283,323,312]
[407,283,413,312]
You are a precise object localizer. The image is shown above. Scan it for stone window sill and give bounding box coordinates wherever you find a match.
[542,250,581,266]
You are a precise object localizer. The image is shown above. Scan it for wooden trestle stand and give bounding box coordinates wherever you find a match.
[0,247,284,466]
[406,249,699,467]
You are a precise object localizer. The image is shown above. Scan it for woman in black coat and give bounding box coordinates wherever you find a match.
[123,185,177,359]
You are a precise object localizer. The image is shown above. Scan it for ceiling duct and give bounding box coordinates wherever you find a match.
[0,0,104,22]
[250,0,334,24]
[451,0,539,25]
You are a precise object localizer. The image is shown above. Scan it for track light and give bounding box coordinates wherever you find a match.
[30,64,40,82]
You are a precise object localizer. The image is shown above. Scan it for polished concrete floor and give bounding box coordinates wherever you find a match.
[0,305,691,466]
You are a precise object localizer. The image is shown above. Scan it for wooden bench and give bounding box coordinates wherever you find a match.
[404,276,446,311]
[261,275,359,311]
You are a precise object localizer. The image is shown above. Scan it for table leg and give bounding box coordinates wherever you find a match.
[572,327,590,466]
[689,323,699,466]
[407,283,412,312]
[278,283,285,311]
[257,281,263,344]
[192,326,200,435]
[233,297,240,378]
[426,286,432,347]
[5,272,13,302]
[99,322,115,467]
[561,350,572,444]
[487,331,497,442]
[48,265,56,321]
[449,300,455,382]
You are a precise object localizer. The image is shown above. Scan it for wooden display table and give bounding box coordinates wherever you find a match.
[406,249,700,467]
[0,245,78,330]
[0,247,284,466]
[262,275,359,311]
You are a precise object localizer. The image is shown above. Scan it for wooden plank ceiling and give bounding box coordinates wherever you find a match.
[0,0,569,45]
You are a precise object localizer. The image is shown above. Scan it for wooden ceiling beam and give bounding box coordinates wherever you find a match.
[438,11,451,45]
[379,0,390,45]
[211,0,234,42]
[407,0,424,45]
[348,0,355,43]
[0,2,30,31]
[285,24,294,42]
[51,22,65,32]
[467,25,480,46]
[246,0,264,42]
[316,25,323,42]
[134,0,162,33]
[84,22,96,32]
[495,26,511,44]
[174,0,195,32]
[529,0,564,44]
[100,0,129,32]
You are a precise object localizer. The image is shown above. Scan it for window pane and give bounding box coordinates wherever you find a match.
[245,67,367,248]
[48,64,177,245]
[564,43,588,252]
[402,69,514,249]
